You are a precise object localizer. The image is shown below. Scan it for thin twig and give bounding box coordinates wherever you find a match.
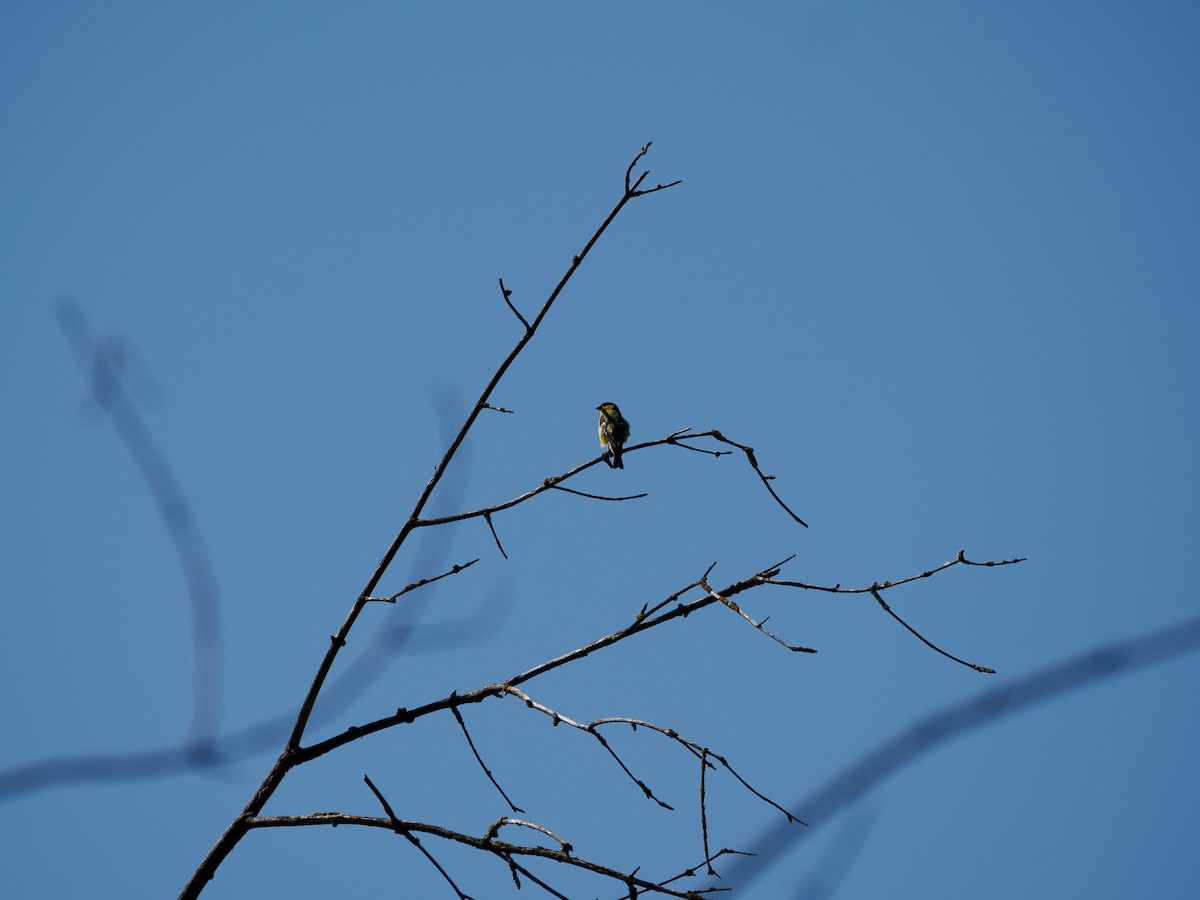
[701,578,816,653]
[700,747,715,876]
[653,848,755,893]
[498,277,530,331]
[500,686,674,810]
[550,484,649,502]
[707,430,807,527]
[627,141,684,197]
[870,588,995,673]
[762,549,1023,671]
[364,558,480,603]
[587,719,804,826]
[452,702,524,814]
[414,429,806,532]
[364,775,477,900]
[705,750,803,825]
[244,812,715,898]
[764,549,1026,595]
[500,858,571,899]
[484,817,572,854]
[501,687,803,829]
[637,564,714,621]
[484,511,508,559]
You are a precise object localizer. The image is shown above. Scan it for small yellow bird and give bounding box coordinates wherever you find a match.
[596,402,630,469]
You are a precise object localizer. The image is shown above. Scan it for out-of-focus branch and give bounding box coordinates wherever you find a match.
[0,560,497,802]
[722,611,1200,892]
[55,299,222,750]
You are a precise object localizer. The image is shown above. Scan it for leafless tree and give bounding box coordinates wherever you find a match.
[173,144,1022,898]
[7,145,1035,899]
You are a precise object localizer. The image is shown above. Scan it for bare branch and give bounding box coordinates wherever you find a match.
[498,277,530,331]
[705,430,807,527]
[452,702,525,814]
[500,858,571,899]
[638,564,714,621]
[500,686,804,833]
[414,429,806,535]
[364,775,477,900]
[484,511,508,560]
[180,143,681,900]
[245,812,719,898]
[550,484,650,502]
[364,558,480,603]
[701,577,816,654]
[654,848,755,894]
[763,550,1020,671]
[500,686,674,810]
[870,588,995,673]
[700,748,715,876]
[703,750,804,826]
[484,817,572,854]
[586,719,804,827]
[764,550,1026,595]
[627,141,684,198]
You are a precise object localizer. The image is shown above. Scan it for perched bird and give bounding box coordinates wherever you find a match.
[596,402,630,469]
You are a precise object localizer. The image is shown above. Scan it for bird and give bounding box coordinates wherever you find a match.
[596,402,630,469]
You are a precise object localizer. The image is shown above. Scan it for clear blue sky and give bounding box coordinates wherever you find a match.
[3,3,1199,898]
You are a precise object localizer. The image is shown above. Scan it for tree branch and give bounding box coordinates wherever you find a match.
[246,809,721,898]
[180,142,680,900]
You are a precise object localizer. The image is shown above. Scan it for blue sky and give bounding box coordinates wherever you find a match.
[3,3,1199,898]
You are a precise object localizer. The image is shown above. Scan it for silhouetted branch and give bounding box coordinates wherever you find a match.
[365,775,477,900]
[500,686,674,810]
[870,587,994,673]
[365,558,480,603]
[702,430,808,527]
[763,550,1023,671]
[498,277,530,331]
[414,429,808,535]
[498,686,804,835]
[700,748,714,876]
[24,141,1039,900]
[549,484,650,502]
[453,702,525,814]
[482,511,507,559]
[626,141,684,197]
[701,576,817,653]
[180,142,681,900]
[3,548,1002,810]
[484,817,572,853]
[247,809,721,898]
[764,549,1026,595]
